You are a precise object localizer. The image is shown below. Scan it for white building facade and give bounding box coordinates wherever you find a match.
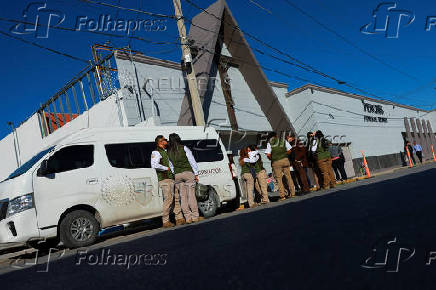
[284,84,436,174]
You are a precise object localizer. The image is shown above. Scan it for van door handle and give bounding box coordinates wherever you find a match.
[86,178,99,185]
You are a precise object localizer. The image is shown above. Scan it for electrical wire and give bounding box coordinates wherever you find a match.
[281,0,419,82]
[79,0,176,19]
[0,17,179,46]
[73,0,381,98]
[0,30,88,63]
[181,0,397,102]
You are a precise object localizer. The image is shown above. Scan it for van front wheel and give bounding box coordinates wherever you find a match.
[197,188,219,218]
[60,210,100,248]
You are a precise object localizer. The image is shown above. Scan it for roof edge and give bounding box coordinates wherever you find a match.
[286,84,433,113]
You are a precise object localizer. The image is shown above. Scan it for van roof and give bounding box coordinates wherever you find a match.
[55,126,220,147]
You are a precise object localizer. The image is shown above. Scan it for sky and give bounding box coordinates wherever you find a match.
[1,0,436,138]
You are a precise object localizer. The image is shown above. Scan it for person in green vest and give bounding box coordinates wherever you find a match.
[239,147,257,208]
[151,135,184,228]
[248,145,270,204]
[314,130,336,189]
[167,133,203,224]
[265,132,295,200]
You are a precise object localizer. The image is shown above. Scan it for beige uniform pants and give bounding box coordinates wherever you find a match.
[242,173,256,207]
[159,179,183,224]
[175,171,199,222]
[316,158,336,189]
[272,158,295,198]
[255,169,269,203]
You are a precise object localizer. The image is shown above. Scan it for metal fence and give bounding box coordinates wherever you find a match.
[36,53,119,137]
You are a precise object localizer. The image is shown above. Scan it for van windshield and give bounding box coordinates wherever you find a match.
[5,146,55,181]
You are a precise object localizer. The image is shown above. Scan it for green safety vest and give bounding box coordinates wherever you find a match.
[316,139,331,161]
[167,145,193,175]
[253,154,264,173]
[156,147,174,182]
[270,137,288,163]
[240,160,251,175]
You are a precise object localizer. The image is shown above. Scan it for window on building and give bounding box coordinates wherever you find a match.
[46,145,94,174]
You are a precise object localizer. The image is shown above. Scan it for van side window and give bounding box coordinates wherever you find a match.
[105,142,155,169]
[183,139,224,162]
[47,145,94,174]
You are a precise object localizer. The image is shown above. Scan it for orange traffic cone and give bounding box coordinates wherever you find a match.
[361,151,371,178]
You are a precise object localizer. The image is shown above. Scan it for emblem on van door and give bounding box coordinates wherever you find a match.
[132,177,153,206]
[101,176,136,207]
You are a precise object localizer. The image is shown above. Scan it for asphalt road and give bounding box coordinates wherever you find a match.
[2,164,436,290]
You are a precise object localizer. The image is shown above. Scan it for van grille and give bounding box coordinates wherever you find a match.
[0,200,8,221]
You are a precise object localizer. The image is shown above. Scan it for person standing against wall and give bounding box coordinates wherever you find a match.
[151,135,184,228]
[314,131,336,190]
[167,133,202,224]
[413,141,423,163]
[329,143,348,181]
[265,132,295,200]
[249,145,270,204]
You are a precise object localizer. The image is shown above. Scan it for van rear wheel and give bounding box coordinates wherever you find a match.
[198,188,219,218]
[60,210,99,248]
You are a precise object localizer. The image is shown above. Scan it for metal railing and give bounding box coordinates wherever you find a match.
[37,53,120,137]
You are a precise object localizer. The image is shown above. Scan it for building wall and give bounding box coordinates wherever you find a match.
[284,87,436,173]
[285,89,317,137]
[115,57,273,132]
[0,93,124,181]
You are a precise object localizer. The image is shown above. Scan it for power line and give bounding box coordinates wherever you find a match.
[181,0,397,101]
[0,30,88,63]
[79,0,176,19]
[250,0,434,106]
[74,0,355,92]
[128,0,142,47]
[281,0,419,82]
[74,0,332,87]
[0,17,179,46]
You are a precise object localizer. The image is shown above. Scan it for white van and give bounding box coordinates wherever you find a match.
[0,126,237,249]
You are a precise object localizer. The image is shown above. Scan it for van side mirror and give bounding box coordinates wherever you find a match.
[37,160,50,177]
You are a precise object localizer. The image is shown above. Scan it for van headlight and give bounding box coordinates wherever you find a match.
[7,193,34,217]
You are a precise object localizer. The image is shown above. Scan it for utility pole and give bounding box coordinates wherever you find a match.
[172,0,205,126]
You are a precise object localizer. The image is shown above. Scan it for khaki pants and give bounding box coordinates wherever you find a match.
[175,171,199,222]
[272,158,295,198]
[159,179,183,224]
[254,169,269,203]
[316,158,336,189]
[242,173,256,207]
[293,161,309,192]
